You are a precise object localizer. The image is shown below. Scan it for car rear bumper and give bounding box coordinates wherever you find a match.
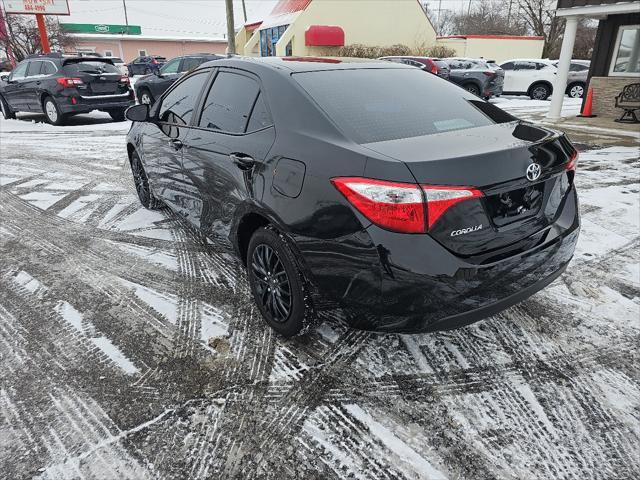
[58,92,135,114]
[302,187,579,333]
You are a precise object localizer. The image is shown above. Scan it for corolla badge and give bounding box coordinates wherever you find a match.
[451,224,482,237]
[526,163,542,181]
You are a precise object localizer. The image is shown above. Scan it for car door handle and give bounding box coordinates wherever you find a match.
[230,153,255,170]
[169,139,183,150]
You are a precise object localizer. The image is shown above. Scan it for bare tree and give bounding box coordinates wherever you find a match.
[517,0,564,58]
[1,14,75,61]
[453,0,528,36]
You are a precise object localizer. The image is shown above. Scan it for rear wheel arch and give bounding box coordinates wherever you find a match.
[528,81,553,96]
[235,212,271,266]
[462,81,481,96]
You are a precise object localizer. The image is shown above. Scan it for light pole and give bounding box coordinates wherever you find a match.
[122,0,129,33]
[225,0,236,54]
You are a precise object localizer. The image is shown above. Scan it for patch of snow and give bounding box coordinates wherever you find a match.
[54,301,84,332]
[90,336,139,375]
[17,191,66,210]
[10,270,48,296]
[119,279,178,323]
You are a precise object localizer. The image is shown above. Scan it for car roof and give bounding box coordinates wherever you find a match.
[199,56,406,74]
[504,58,555,64]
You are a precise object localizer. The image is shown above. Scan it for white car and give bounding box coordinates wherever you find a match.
[499,59,557,100]
[108,57,129,76]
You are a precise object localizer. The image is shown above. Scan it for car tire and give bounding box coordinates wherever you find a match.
[529,83,552,100]
[247,226,316,338]
[0,95,16,119]
[463,83,481,96]
[138,88,154,105]
[567,82,585,99]
[43,96,66,126]
[108,109,126,122]
[130,150,163,210]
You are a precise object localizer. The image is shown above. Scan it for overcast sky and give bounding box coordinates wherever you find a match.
[64,0,488,39]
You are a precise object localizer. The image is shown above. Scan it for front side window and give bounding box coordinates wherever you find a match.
[294,68,506,144]
[515,61,536,70]
[158,71,209,125]
[161,58,181,74]
[10,62,28,79]
[198,72,260,133]
[501,62,514,70]
[610,25,640,76]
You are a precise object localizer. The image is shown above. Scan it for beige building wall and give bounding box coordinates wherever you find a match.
[68,37,227,62]
[436,37,544,63]
[238,0,436,57]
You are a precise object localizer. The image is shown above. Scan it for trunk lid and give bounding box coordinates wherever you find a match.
[363,122,576,256]
[62,60,127,96]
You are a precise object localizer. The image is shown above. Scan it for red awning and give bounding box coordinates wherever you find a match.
[305,25,345,47]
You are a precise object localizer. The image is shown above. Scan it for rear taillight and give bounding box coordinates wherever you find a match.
[566,149,579,171]
[430,63,438,75]
[56,77,83,88]
[331,177,483,233]
[119,75,130,84]
[331,177,425,233]
[151,58,158,65]
[482,71,496,77]
[422,185,483,229]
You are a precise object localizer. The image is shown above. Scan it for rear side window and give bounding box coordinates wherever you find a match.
[198,72,259,133]
[158,70,209,125]
[26,61,42,76]
[501,62,514,70]
[64,61,121,74]
[246,93,273,132]
[181,57,203,72]
[41,62,57,75]
[294,68,501,144]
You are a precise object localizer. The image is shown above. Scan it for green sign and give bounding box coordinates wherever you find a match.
[60,23,142,35]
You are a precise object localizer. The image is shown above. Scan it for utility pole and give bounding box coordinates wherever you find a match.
[225,0,236,54]
[122,0,129,33]
[241,0,247,23]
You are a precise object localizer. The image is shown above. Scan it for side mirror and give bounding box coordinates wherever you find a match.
[0,74,8,82]
[125,104,150,122]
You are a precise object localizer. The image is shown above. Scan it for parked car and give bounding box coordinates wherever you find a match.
[378,56,450,80]
[127,55,167,76]
[500,59,557,100]
[124,57,580,337]
[442,57,504,99]
[107,57,129,76]
[135,54,224,105]
[552,60,590,98]
[0,53,134,125]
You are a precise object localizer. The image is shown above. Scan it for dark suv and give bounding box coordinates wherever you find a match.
[135,54,224,105]
[127,55,167,76]
[378,56,450,80]
[443,58,504,99]
[0,53,134,125]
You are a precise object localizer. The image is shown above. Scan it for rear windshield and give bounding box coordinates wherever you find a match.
[294,68,506,144]
[64,61,121,74]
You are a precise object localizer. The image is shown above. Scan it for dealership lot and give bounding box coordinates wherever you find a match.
[1,98,639,479]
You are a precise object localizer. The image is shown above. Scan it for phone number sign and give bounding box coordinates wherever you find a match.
[2,0,70,15]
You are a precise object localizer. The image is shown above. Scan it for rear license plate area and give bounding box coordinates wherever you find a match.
[485,182,545,227]
[90,83,118,94]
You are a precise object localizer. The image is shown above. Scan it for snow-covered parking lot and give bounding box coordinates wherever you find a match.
[1,97,639,479]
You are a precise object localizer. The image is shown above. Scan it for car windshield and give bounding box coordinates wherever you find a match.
[64,61,121,74]
[110,58,123,63]
[294,68,510,144]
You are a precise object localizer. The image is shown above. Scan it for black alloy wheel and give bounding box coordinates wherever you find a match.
[464,83,480,96]
[530,83,551,100]
[130,151,162,209]
[251,244,292,323]
[247,227,315,337]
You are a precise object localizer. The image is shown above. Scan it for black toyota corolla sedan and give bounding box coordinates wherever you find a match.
[125,57,580,337]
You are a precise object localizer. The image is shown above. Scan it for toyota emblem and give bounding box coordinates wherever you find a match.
[526,163,541,181]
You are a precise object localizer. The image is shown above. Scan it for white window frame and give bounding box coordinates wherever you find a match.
[138,49,147,57]
[609,24,640,77]
[104,50,113,57]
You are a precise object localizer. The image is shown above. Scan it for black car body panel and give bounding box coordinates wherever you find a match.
[0,54,134,117]
[134,54,224,103]
[127,55,167,76]
[126,57,579,333]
